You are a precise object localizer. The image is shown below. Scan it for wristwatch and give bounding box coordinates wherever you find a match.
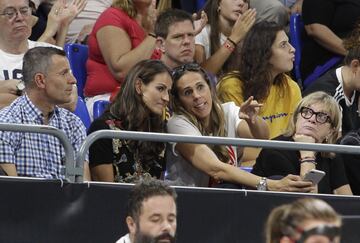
[256,177,268,191]
[16,81,25,96]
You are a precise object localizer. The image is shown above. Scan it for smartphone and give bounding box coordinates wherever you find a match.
[304,169,326,185]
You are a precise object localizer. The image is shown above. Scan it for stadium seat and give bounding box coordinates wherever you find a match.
[64,43,88,98]
[289,14,342,90]
[240,166,253,173]
[74,97,91,130]
[93,100,110,119]
[289,13,303,87]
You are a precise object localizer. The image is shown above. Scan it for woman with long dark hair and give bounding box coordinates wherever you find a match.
[88,59,172,182]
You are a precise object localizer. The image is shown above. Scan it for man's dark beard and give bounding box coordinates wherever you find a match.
[133,231,176,243]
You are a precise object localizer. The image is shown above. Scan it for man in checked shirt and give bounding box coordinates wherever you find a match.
[0,46,90,180]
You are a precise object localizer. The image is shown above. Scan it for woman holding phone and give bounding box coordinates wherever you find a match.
[252,91,352,195]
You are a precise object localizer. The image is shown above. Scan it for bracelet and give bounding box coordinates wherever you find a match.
[148,32,156,38]
[223,41,235,52]
[299,156,316,161]
[227,37,237,47]
[299,158,317,165]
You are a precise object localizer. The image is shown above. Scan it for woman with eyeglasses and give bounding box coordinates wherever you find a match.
[87,60,172,182]
[252,91,352,195]
[265,198,342,243]
[166,62,314,192]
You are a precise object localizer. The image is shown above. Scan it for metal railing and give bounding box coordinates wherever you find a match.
[77,130,360,181]
[0,123,81,183]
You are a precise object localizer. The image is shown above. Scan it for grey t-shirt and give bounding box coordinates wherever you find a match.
[165,102,241,187]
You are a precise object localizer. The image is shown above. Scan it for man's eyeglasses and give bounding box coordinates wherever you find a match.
[300,106,332,124]
[0,6,31,20]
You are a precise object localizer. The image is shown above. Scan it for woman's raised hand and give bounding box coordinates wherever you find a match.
[193,11,208,35]
[293,134,316,144]
[229,8,256,44]
[239,96,262,124]
[142,0,157,34]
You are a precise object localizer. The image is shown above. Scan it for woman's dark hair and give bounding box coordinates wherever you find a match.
[343,21,360,65]
[171,63,230,163]
[109,59,172,163]
[226,21,288,102]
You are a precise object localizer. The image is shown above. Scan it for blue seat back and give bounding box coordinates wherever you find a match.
[93,100,110,120]
[303,56,342,89]
[289,13,304,86]
[64,43,88,98]
[74,97,91,130]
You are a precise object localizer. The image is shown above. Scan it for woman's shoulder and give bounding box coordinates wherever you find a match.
[168,114,202,135]
[217,72,243,92]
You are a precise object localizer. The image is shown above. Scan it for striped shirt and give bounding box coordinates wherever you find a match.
[0,95,86,179]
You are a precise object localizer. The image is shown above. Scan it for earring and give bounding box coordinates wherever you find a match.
[217,7,221,13]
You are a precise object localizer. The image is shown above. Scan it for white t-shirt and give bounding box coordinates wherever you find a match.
[0,40,56,80]
[66,0,112,43]
[195,25,227,59]
[165,102,242,187]
[115,233,131,243]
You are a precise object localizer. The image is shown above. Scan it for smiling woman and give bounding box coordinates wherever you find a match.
[87,59,173,183]
[252,91,353,195]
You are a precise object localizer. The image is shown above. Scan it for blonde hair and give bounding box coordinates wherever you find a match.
[112,0,137,18]
[284,91,341,157]
[265,198,341,243]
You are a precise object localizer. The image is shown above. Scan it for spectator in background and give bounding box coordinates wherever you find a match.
[155,8,198,70]
[300,0,360,80]
[88,60,172,183]
[217,21,299,162]
[303,24,360,136]
[0,47,90,180]
[115,179,177,243]
[155,7,208,70]
[84,0,159,118]
[250,0,288,27]
[252,92,352,195]
[195,0,256,75]
[166,63,313,193]
[0,0,77,110]
[265,198,342,243]
[65,0,112,44]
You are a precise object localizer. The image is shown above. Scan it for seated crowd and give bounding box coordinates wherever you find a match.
[1,0,360,197]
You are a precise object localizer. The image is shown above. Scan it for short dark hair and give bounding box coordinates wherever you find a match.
[22,47,65,87]
[127,179,177,222]
[155,8,193,38]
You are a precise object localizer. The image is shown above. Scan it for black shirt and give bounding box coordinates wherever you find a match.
[252,135,349,194]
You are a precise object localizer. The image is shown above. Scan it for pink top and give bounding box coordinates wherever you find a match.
[84,7,160,97]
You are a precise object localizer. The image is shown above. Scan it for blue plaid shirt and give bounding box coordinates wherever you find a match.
[0,95,86,179]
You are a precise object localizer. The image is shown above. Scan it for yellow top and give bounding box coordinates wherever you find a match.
[217,73,301,139]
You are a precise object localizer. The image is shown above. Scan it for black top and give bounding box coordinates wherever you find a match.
[340,130,360,195]
[252,135,349,194]
[303,68,360,135]
[87,112,165,182]
[30,2,51,41]
[301,0,360,79]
